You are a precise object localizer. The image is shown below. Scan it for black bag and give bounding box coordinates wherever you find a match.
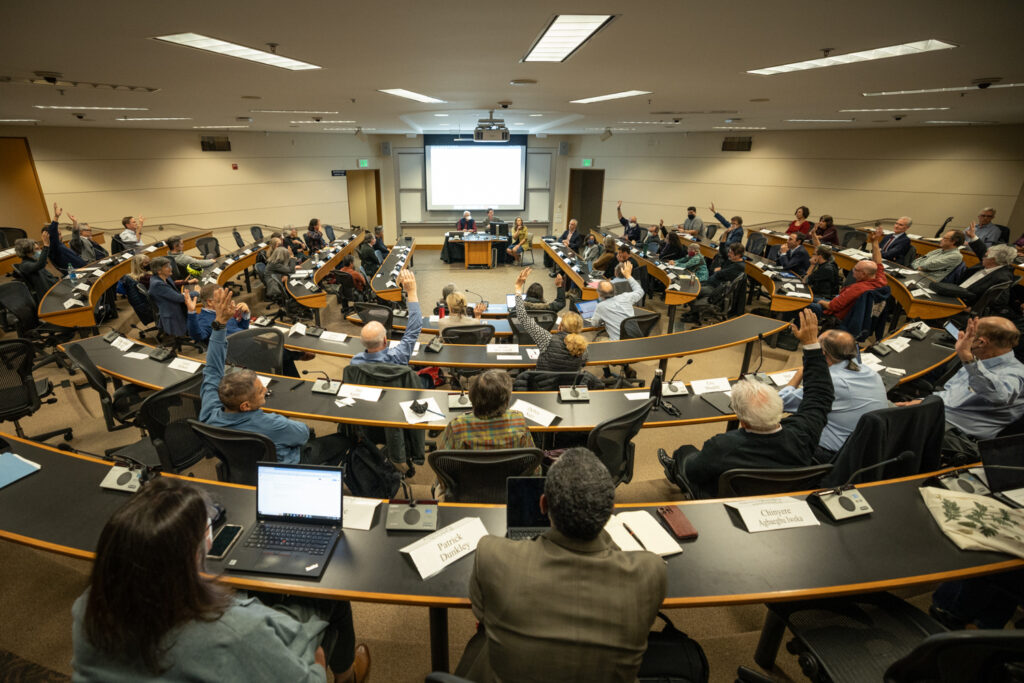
[638,612,710,683]
[342,438,401,499]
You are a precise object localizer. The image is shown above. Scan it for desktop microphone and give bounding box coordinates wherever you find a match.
[928,463,1024,497]
[302,369,341,395]
[663,358,694,396]
[807,451,915,521]
[447,386,471,410]
[385,479,439,531]
[752,333,765,374]
[558,368,590,403]
[465,289,485,303]
[99,451,159,493]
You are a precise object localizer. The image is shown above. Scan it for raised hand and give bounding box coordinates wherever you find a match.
[211,288,236,324]
[554,273,564,288]
[790,309,819,346]
[955,317,979,362]
[53,202,62,219]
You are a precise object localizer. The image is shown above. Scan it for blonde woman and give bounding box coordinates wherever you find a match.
[513,268,588,372]
[436,291,486,331]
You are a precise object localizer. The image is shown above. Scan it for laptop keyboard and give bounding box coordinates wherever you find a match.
[507,528,545,541]
[244,523,336,555]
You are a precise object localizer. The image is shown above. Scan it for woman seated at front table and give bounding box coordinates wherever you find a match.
[505,217,532,265]
[71,477,369,682]
[436,291,487,331]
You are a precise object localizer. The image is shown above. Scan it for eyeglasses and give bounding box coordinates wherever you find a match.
[978,214,994,219]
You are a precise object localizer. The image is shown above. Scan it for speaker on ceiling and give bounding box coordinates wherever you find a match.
[380,141,392,156]
[558,141,569,156]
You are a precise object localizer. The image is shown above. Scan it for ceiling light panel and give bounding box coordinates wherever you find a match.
[570,90,651,104]
[378,89,446,103]
[863,83,1023,96]
[34,105,148,110]
[839,107,949,112]
[251,109,339,114]
[748,39,956,76]
[785,119,854,122]
[714,126,766,130]
[154,33,321,71]
[288,120,356,124]
[924,120,998,125]
[0,119,39,122]
[523,15,615,63]
[117,117,192,121]
[193,125,250,129]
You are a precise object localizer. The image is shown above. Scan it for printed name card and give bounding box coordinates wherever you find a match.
[486,343,519,353]
[510,399,558,427]
[288,322,307,336]
[336,384,383,401]
[110,336,135,352]
[725,497,821,533]
[690,377,732,395]
[400,517,489,579]
[319,331,348,343]
[168,358,201,374]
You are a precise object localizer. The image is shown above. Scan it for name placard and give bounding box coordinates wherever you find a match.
[726,497,820,533]
[400,517,489,579]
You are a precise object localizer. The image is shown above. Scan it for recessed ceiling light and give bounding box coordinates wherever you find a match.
[748,39,957,76]
[529,113,543,117]
[324,127,359,131]
[513,123,525,126]
[785,119,854,122]
[193,125,251,129]
[252,109,339,114]
[839,107,949,112]
[0,118,40,122]
[924,120,998,125]
[434,113,449,117]
[619,120,680,125]
[117,117,193,121]
[34,105,148,110]
[289,120,356,124]
[523,14,616,63]
[570,90,651,104]
[863,83,1023,96]
[378,89,446,104]
[713,126,766,130]
[154,33,321,70]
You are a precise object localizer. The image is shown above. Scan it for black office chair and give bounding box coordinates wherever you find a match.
[693,273,747,328]
[705,225,718,241]
[0,227,28,246]
[119,373,211,471]
[513,369,602,392]
[428,448,543,503]
[619,311,660,340]
[65,344,150,436]
[507,310,557,344]
[226,327,285,375]
[323,224,336,241]
[129,281,161,339]
[231,229,246,249]
[717,463,833,498]
[884,630,1024,683]
[0,281,77,372]
[355,302,395,337]
[188,419,276,485]
[745,233,767,257]
[250,225,264,243]
[842,231,867,250]
[587,398,655,486]
[441,324,496,345]
[109,234,128,255]
[196,236,221,259]
[332,270,360,314]
[0,339,74,443]
[971,279,1013,316]
[343,363,426,467]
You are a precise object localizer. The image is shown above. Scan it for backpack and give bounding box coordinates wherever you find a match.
[342,437,401,499]
[638,612,710,683]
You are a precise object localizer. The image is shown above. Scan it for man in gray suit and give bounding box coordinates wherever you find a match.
[456,448,667,682]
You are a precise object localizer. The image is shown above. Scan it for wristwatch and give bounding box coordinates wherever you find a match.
[963,354,977,365]
[211,321,225,331]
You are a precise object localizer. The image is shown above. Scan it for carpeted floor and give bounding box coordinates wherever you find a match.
[0,231,941,682]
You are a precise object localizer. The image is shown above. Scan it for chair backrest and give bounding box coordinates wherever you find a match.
[110,234,128,254]
[884,630,1024,683]
[427,448,543,503]
[323,224,336,241]
[226,327,285,374]
[507,311,556,344]
[745,234,767,257]
[705,224,718,241]
[840,285,891,341]
[334,270,357,299]
[619,311,660,340]
[64,344,111,400]
[843,231,867,250]
[441,324,496,344]
[135,373,210,472]
[942,262,967,284]
[824,396,945,487]
[717,464,834,498]
[354,302,394,331]
[971,279,1014,316]
[196,236,221,259]
[0,282,40,334]
[249,226,264,243]
[0,339,41,421]
[0,227,28,245]
[722,272,748,317]
[516,370,601,392]
[900,245,917,267]
[187,418,276,485]
[586,398,655,486]
[137,282,162,324]
[232,229,245,248]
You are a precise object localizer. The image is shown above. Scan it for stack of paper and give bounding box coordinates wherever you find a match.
[604,511,682,556]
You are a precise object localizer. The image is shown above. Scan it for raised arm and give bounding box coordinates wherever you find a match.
[513,267,552,351]
[786,310,834,441]
[868,230,882,265]
[199,288,233,421]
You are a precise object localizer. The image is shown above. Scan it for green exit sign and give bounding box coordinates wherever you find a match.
[581,158,593,167]
[358,159,369,168]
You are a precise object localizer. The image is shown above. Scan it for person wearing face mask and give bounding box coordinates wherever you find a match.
[13,233,59,302]
[681,206,705,240]
[71,477,370,683]
[456,211,476,232]
[616,200,643,244]
[579,232,602,271]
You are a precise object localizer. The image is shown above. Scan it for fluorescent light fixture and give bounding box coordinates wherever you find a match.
[324,127,359,131]
[529,113,543,117]
[154,33,321,71]
[785,119,854,122]
[748,39,957,76]
[523,14,615,63]
[378,88,446,104]
[714,126,766,130]
[513,122,525,126]
[924,120,998,125]
[0,118,40,122]
[34,105,148,110]
[433,113,449,117]
[193,125,250,129]
[289,120,356,124]
[619,120,681,125]
[117,117,193,121]
[864,83,1023,96]
[839,107,949,112]
[250,109,338,114]
[570,90,651,104]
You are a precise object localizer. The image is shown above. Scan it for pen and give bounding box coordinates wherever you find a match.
[290,380,305,391]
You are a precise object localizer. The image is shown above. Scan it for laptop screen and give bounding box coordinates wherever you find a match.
[980,435,1024,493]
[574,299,598,319]
[257,463,343,522]
[506,477,550,529]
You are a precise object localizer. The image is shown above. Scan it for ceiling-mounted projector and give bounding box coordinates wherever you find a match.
[474,109,510,142]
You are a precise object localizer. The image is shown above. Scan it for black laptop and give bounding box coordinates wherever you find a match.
[981,435,1024,508]
[225,462,343,579]
[505,477,550,540]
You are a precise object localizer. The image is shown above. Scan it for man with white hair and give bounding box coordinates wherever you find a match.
[457,211,476,232]
[351,269,422,367]
[660,309,834,499]
[878,216,914,262]
[931,223,1018,307]
[972,207,1006,248]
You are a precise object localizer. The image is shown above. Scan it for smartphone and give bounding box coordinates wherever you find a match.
[207,524,243,560]
[944,321,960,340]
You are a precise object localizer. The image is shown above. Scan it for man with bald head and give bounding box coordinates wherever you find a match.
[898,316,1024,458]
[812,231,888,322]
[878,216,914,262]
[588,260,644,341]
[351,269,422,367]
[779,328,888,457]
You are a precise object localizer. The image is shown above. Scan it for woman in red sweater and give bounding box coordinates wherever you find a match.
[787,206,813,235]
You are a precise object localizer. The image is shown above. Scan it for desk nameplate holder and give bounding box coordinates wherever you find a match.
[100,466,143,493]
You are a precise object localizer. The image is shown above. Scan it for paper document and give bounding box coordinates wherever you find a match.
[0,452,41,490]
[400,517,489,580]
[690,377,732,395]
[486,344,519,353]
[497,354,522,360]
[288,322,307,336]
[320,331,348,343]
[770,370,798,386]
[887,337,911,353]
[624,392,651,400]
[336,384,383,401]
[604,516,645,551]
[615,510,683,556]
[525,348,540,360]
[63,299,82,309]
[398,397,446,424]
[168,358,201,373]
[123,352,149,360]
[510,399,558,427]
[343,497,381,531]
[726,497,820,533]
[110,336,134,352]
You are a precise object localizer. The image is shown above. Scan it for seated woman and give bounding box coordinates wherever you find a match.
[673,243,710,281]
[13,234,58,302]
[804,245,841,301]
[266,246,296,281]
[787,205,813,235]
[579,233,602,271]
[505,217,532,265]
[513,268,588,373]
[283,227,307,259]
[658,231,686,263]
[591,235,617,275]
[71,477,368,682]
[436,291,486,331]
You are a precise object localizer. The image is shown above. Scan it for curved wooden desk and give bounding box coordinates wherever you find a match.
[369,237,416,302]
[200,239,271,289]
[283,230,362,323]
[538,237,597,300]
[0,432,1018,673]
[692,237,813,314]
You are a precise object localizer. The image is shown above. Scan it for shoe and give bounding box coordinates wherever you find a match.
[352,643,371,683]
[928,604,967,630]
[548,271,556,277]
[299,352,316,362]
[657,448,677,483]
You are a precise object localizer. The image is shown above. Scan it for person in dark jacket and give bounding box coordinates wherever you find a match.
[812,215,839,246]
[930,224,1018,308]
[513,268,587,372]
[148,256,189,337]
[616,201,643,244]
[681,242,746,323]
[68,214,109,262]
[304,218,327,252]
[372,226,390,260]
[878,217,914,262]
[44,203,87,272]
[658,232,686,262]
[660,310,834,498]
[708,202,745,259]
[356,234,380,275]
[804,245,841,300]
[778,232,810,276]
[522,274,567,313]
[13,234,59,302]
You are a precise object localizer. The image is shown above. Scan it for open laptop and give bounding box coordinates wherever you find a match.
[505,476,550,540]
[225,462,343,579]
[981,435,1024,508]
[574,299,598,322]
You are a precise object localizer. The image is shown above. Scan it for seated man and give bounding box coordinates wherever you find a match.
[660,310,834,499]
[119,214,145,246]
[305,218,327,252]
[548,219,584,276]
[437,370,531,450]
[878,216,913,262]
[973,207,1007,248]
[167,236,216,273]
[339,253,367,292]
[13,233,59,302]
[185,283,250,342]
[199,288,346,465]
[682,242,745,323]
[896,316,1024,459]
[681,206,705,239]
[779,329,888,457]
[456,211,476,232]
[777,232,810,277]
[44,203,87,272]
[589,260,644,341]
[810,232,887,322]
[372,226,389,260]
[602,243,639,280]
[351,269,422,368]
[912,230,965,281]
[641,223,661,256]
[617,200,644,244]
[147,257,189,338]
[708,202,744,259]
[456,447,666,682]
[67,214,108,262]
[930,223,1017,307]
[356,234,381,274]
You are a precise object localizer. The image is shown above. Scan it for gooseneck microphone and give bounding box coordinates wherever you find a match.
[663,358,694,396]
[807,451,915,521]
[558,367,590,403]
[839,451,915,489]
[302,369,341,395]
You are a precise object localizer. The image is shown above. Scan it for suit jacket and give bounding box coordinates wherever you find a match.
[462,529,666,683]
[778,246,810,276]
[148,275,188,336]
[879,233,912,262]
[559,229,584,252]
[930,238,1015,306]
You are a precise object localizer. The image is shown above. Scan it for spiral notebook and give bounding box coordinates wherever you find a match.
[0,452,41,490]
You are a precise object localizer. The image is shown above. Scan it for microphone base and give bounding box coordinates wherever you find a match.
[311,380,341,395]
[385,501,439,531]
[558,386,590,403]
[448,394,472,410]
[662,381,688,396]
[100,466,143,493]
[807,486,873,521]
[928,470,991,496]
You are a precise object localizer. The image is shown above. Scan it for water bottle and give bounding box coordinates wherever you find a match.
[68,267,76,282]
[650,368,663,400]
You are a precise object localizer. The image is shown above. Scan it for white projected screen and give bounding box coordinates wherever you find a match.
[425,144,526,211]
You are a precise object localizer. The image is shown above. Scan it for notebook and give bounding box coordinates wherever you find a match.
[225,462,343,579]
[505,477,550,540]
[0,452,41,490]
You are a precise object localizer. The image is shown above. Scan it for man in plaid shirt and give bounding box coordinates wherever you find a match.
[438,370,532,450]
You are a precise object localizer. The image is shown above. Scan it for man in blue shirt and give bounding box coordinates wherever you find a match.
[185,284,250,342]
[708,202,744,259]
[897,316,1024,459]
[617,201,643,244]
[351,269,423,367]
[972,207,1006,248]
[589,260,644,341]
[199,288,346,465]
[779,329,888,456]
